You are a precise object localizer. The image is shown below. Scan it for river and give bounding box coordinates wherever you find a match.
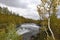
[16,23,40,40]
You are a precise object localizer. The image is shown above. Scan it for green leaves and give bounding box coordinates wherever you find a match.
[0,23,22,40]
[37,0,60,40]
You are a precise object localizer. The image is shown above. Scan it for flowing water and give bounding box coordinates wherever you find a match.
[16,23,40,40]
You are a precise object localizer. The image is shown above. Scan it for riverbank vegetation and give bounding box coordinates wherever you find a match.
[0,7,40,40]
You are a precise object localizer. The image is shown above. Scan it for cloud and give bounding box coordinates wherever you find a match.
[0,0,40,20]
[0,0,40,8]
[0,0,29,8]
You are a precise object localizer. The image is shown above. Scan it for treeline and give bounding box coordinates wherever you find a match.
[0,7,40,25]
[0,7,24,40]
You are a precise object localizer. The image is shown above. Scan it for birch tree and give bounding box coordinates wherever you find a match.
[37,0,60,40]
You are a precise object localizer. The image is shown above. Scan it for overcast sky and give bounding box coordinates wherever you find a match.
[0,0,41,20]
[0,0,60,20]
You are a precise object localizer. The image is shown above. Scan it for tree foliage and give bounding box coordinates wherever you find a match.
[0,23,23,40]
[37,0,60,40]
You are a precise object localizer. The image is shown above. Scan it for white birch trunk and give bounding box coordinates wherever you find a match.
[48,17,55,40]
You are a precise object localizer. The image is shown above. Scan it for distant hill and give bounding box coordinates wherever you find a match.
[0,7,40,25]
